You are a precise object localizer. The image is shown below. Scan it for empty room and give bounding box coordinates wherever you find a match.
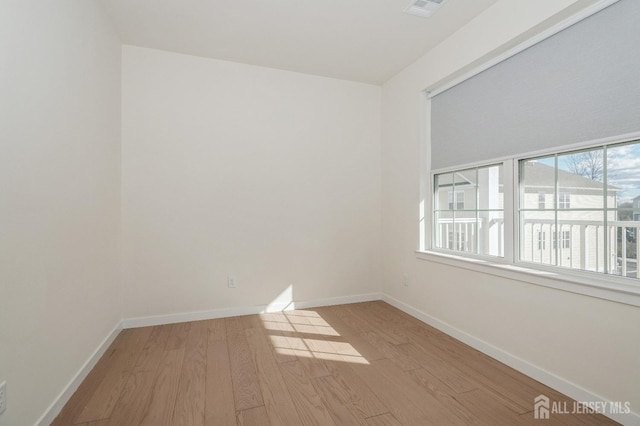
[2,0,639,425]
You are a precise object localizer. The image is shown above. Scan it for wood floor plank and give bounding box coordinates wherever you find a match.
[258,313,299,364]
[322,305,420,371]
[236,406,270,426]
[207,318,227,342]
[73,326,154,424]
[320,354,388,419]
[278,360,336,426]
[365,413,402,426]
[348,358,466,425]
[404,367,476,424]
[205,338,236,426]
[395,323,539,414]
[311,375,367,426]
[132,325,171,373]
[172,320,208,426]
[347,303,409,345]
[244,327,302,426]
[105,370,157,426]
[138,348,185,426]
[165,322,192,350]
[226,317,265,411]
[75,420,109,426]
[313,307,385,362]
[395,342,477,394]
[454,388,534,425]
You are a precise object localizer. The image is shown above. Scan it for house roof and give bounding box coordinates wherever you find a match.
[436,161,618,193]
[523,161,618,192]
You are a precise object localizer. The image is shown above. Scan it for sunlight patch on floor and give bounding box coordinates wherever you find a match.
[260,309,369,365]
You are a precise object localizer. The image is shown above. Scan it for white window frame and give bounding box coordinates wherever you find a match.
[420,131,640,308]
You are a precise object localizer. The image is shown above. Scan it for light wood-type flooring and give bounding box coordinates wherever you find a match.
[53,301,618,425]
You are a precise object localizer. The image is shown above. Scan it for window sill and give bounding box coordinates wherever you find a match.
[416,250,640,307]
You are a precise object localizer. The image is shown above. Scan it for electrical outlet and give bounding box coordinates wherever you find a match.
[0,381,7,415]
[227,276,237,288]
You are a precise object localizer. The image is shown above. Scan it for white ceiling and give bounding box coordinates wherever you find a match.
[99,0,499,84]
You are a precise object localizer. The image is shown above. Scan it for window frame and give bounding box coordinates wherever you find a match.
[422,132,640,308]
[432,163,509,259]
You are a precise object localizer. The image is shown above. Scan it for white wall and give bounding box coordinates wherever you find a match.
[381,0,640,419]
[0,1,122,425]
[121,46,381,318]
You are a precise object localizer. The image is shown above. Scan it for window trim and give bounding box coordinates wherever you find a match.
[422,131,640,307]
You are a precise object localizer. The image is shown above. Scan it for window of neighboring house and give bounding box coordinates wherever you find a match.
[429,137,640,283]
[538,231,546,250]
[562,230,571,249]
[559,192,571,209]
[448,191,465,210]
[434,164,504,257]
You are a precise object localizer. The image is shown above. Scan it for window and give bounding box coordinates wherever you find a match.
[538,192,545,209]
[538,231,546,250]
[430,137,640,284]
[448,191,465,210]
[434,164,504,257]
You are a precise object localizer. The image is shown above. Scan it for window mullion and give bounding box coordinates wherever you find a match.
[504,159,515,262]
[603,145,609,274]
[554,154,559,267]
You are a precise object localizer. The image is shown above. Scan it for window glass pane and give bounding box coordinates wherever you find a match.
[434,173,453,211]
[478,164,503,210]
[453,211,476,253]
[610,208,640,279]
[557,211,606,273]
[478,210,503,257]
[454,169,476,210]
[521,156,555,209]
[434,166,502,257]
[434,211,453,249]
[607,140,640,209]
[520,211,556,265]
[557,148,604,209]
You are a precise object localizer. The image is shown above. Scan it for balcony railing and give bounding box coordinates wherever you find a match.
[435,217,640,279]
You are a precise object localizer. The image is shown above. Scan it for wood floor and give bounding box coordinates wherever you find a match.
[53,301,617,425]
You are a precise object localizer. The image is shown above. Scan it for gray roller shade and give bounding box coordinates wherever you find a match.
[431,0,640,170]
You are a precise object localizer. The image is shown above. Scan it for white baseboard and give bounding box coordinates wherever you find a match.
[36,322,123,426]
[293,292,382,310]
[381,293,640,426]
[121,292,382,329]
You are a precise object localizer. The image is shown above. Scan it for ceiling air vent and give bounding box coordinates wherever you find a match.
[404,0,446,18]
